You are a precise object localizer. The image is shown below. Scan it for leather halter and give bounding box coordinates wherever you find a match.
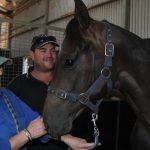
[47,23,114,146]
[47,23,114,113]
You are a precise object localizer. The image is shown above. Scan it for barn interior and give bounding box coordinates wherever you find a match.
[0,0,149,150]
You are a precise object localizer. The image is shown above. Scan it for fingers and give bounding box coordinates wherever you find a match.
[79,142,95,150]
[62,134,96,150]
[27,116,47,139]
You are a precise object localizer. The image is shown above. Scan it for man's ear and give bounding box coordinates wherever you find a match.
[29,50,34,61]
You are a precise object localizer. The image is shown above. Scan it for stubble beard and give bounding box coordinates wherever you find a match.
[40,64,55,72]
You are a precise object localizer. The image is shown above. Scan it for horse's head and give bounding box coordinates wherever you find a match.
[43,0,110,138]
[43,0,148,139]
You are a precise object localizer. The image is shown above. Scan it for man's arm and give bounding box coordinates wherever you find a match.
[10,117,46,150]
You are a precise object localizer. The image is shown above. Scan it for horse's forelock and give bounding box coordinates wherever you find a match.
[65,18,81,42]
[64,18,87,52]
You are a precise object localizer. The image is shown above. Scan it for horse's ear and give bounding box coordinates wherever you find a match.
[74,0,90,29]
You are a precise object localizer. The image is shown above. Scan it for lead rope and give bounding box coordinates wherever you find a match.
[3,95,20,133]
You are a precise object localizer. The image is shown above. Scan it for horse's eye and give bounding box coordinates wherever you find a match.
[63,59,74,68]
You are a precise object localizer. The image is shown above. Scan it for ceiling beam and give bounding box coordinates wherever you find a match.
[0,6,13,16]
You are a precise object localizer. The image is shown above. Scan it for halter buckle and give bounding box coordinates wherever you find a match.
[105,43,114,56]
[55,90,67,100]
[79,93,89,104]
[101,67,111,78]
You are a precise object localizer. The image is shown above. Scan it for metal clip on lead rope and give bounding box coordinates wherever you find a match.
[92,113,101,148]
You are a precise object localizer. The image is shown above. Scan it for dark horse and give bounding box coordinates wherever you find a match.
[143,38,150,55]
[43,0,150,149]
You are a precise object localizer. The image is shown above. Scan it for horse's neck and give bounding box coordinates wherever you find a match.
[118,71,150,131]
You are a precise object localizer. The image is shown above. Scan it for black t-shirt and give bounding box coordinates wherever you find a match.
[8,72,47,114]
[7,71,67,150]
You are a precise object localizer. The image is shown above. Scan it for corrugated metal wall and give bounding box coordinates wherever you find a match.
[8,0,150,55]
[48,0,124,28]
[89,0,126,27]
[49,0,126,28]
[47,0,150,37]
[130,0,150,38]
[5,0,150,33]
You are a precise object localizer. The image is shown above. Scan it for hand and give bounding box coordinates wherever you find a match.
[61,134,95,150]
[27,117,46,139]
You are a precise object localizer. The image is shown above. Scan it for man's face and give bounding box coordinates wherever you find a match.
[30,43,57,72]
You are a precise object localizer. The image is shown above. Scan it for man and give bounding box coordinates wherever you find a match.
[8,35,94,150]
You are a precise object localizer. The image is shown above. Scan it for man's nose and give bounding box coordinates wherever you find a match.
[46,50,53,56]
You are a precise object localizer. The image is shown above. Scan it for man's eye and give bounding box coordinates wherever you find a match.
[52,50,57,53]
[40,50,46,53]
[39,48,46,53]
[63,59,74,68]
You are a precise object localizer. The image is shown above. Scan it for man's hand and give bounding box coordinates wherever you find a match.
[61,134,95,150]
[27,117,46,139]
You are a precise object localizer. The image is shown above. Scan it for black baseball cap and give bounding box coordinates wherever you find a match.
[30,35,59,51]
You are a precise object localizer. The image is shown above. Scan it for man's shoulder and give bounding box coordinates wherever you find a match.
[11,73,28,82]
[15,73,27,79]
[7,73,28,89]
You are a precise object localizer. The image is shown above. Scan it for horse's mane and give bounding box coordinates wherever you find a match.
[65,18,144,51]
[102,20,142,41]
[102,20,144,50]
